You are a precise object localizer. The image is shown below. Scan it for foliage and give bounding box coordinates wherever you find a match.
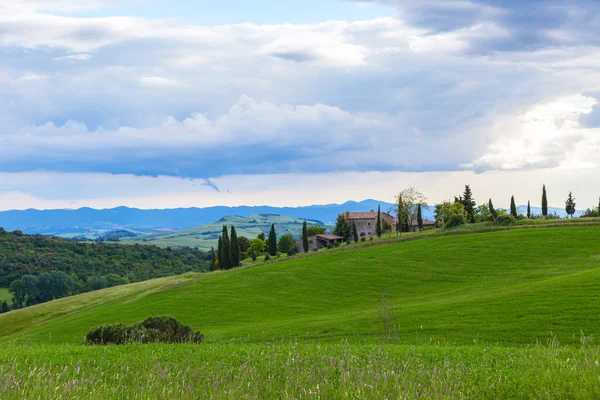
[510,196,518,217]
[352,222,359,243]
[542,184,548,217]
[237,236,251,259]
[580,208,599,218]
[565,192,576,218]
[416,204,423,231]
[251,245,257,262]
[220,225,231,270]
[302,221,309,253]
[229,226,241,268]
[474,203,491,223]
[527,201,531,219]
[444,213,466,228]
[210,247,217,271]
[435,201,467,225]
[488,199,498,221]
[8,280,26,309]
[306,226,326,237]
[457,185,476,223]
[376,205,382,238]
[496,214,517,225]
[268,224,277,256]
[85,316,203,345]
[0,300,8,313]
[0,229,209,306]
[332,213,350,241]
[277,234,296,255]
[395,187,428,229]
[251,238,266,255]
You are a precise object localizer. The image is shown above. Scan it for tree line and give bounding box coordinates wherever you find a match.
[0,228,210,312]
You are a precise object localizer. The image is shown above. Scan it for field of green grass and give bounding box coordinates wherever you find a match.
[1,342,599,399]
[121,213,325,251]
[2,224,600,397]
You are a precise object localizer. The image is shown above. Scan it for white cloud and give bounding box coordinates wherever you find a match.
[139,76,182,88]
[469,94,600,171]
[54,53,92,61]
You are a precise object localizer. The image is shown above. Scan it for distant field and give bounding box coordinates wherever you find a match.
[3,225,600,347]
[0,288,11,306]
[121,213,325,251]
[1,342,599,399]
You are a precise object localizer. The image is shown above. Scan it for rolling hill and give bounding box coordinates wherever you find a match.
[120,214,325,250]
[2,224,599,346]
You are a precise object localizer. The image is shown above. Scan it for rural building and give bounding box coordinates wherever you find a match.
[295,234,345,252]
[345,211,396,238]
[408,219,438,232]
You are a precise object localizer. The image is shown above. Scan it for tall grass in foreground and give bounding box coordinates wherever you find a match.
[1,342,599,399]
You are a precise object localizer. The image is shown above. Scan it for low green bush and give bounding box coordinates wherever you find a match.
[85,316,203,345]
[496,214,516,225]
[445,213,466,228]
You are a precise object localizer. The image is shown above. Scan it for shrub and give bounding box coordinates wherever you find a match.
[495,214,516,225]
[361,237,366,242]
[264,253,271,261]
[85,316,203,345]
[445,213,466,228]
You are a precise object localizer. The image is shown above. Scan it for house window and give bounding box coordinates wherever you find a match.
[368,222,371,226]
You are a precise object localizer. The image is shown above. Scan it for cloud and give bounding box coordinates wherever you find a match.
[54,53,92,61]
[139,76,182,88]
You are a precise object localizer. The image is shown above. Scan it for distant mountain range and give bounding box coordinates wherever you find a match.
[0,200,409,238]
[0,200,576,240]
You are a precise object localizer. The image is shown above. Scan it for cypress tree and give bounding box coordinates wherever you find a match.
[302,220,309,253]
[396,195,404,235]
[565,192,576,218]
[352,222,359,243]
[527,201,531,219]
[376,205,382,238]
[210,247,217,271]
[217,236,223,270]
[542,184,548,218]
[510,196,518,218]
[417,204,423,231]
[229,225,240,268]
[221,225,230,270]
[251,244,257,262]
[598,197,600,215]
[268,224,277,256]
[0,300,8,313]
[489,199,498,221]
[462,185,476,223]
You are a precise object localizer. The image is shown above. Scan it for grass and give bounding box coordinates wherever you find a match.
[1,342,600,399]
[0,288,12,306]
[2,225,600,347]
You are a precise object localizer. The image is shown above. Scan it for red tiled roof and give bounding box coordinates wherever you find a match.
[316,234,345,240]
[346,211,394,220]
[410,219,436,226]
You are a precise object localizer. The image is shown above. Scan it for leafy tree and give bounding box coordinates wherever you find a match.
[257,232,266,241]
[376,205,382,238]
[9,279,26,308]
[542,184,548,218]
[0,300,8,313]
[434,201,467,224]
[527,201,531,219]
[302,221,309,253]
[474,203,492,223]
[461,185,476,223]
[565,192,576,218]
[510,196,518,218]
[278,234,296,255]
[268,224,277,256]
[352,222,359,243]
[237,236,251,259]
[332,213,350,240]
[395,187,428,230]
[417,204,423,231]
[210,247,217,271]
[488,199,498,221]
[251,238,266,254]
[306,226,326,236]
[445,213,467,228]
[229,225,240,268]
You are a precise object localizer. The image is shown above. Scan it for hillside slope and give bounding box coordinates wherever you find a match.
[121,214,324,250]
[1,226,599,346]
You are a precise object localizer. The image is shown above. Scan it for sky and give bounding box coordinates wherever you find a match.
[0,0,599,211]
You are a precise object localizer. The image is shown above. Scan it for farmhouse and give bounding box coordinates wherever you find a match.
[345,211,396,238]
[409,219,438,232]
[295,234,345,252]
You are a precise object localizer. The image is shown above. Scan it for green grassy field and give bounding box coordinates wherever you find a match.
[121,213,325,251]
[2,225,600,347]
[1,342,599,399]
[2,224,600,398]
